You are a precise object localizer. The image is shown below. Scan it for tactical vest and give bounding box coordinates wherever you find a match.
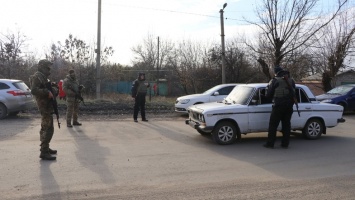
[274,77,290,98]
[137,80,147,93]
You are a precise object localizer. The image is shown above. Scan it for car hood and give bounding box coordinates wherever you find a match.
[188,101,247,114]
[316,93,341,101]
[178,94,207,100]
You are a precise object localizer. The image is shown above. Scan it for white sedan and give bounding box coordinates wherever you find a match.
[185,83,345,145]
[175,83,238,113]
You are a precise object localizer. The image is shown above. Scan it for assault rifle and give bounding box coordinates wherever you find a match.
[284,74,300,117]
[46,81,61,128]
[69,85,85,105]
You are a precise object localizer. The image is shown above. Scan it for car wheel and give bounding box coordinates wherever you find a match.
[302,118,324,140]
[0,103,8,119]
[197,129,211,136]
[212,121,237,145]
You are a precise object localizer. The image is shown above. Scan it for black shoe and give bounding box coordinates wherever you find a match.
[73,122,82,126]
[142,119,148,122]
[263,144,274,149]
[49,148,57,154]
[134,119,138,122]
[67,124,73,128]
[40,152,56,160]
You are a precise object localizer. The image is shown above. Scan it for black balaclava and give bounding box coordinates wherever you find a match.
[38,59,53,77]
[138,72,145,81]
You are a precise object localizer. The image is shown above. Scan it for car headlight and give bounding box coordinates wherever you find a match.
[179,99,190,104]
[321,99,332,103]
[198,113,205,123]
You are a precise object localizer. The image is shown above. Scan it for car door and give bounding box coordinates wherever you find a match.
[290,88,312,129]
[209,85,235,103]
[248,88,272,132]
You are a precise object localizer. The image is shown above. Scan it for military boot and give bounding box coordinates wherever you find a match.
[40,151,56,160]
[67,122,73,127]
[49,148,57,154]
[73,121,82,126]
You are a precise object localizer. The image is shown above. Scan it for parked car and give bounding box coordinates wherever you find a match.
[316,84,355,112]
[175,83,238,113]
[0,79,35,119]
[185,83,344,145]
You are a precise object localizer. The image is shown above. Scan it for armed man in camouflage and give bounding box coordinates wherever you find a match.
[29,59,58,160]
[63,69,83,127]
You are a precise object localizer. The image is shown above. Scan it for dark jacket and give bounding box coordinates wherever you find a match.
[266,70,296,107]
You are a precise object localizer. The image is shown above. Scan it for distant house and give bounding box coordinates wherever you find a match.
[301,69,355,95]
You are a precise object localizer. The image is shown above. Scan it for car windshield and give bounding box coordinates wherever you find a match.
[202,85,223,95]
[225,85,254,105]
[327,85,353,95]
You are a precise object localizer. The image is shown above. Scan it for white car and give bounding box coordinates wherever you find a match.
[0,79,35,119]
[185,83,345,145]
[175,83,238,113]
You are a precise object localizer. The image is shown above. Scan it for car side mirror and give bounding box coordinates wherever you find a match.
[213,92,219,96]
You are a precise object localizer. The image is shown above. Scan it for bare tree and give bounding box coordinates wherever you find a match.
[131,33,174,81]
[166,39,207,94]
[312,8,355,91]
[247,0,348,79]
[0,31,28,79]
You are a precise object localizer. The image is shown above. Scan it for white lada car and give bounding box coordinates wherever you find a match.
[185,83,345,145]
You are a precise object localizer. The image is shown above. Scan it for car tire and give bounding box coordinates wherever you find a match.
[212,121,237,145]
[302,118,324,140]
[0,103,8,119]
[197,129,211,136]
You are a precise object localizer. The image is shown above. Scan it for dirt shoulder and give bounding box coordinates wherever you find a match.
[22,100,187,121]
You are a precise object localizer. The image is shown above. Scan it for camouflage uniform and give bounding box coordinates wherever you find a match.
[29,59,58,160]
[63,69,81,127]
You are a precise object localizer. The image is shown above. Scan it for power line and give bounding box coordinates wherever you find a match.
[103,2,247,23]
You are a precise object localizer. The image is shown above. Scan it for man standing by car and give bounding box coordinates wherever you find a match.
[29,59,57,160]
[264,66,296,149]
[131,72,150,122]
[63,69,83,127]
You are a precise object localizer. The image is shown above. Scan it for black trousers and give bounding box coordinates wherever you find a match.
[266,104,294,147]
[133,93,146,120]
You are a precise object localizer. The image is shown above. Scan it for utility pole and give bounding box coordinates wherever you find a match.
[220,3,227,84]
[157,36,160,96]
[96,0,102,99]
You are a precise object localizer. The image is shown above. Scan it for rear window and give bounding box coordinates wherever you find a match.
[0,82,10,90]
[13,81,29,91]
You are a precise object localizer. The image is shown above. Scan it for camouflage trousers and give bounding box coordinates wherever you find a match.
[66,99,79,125]
[39,111,54,152]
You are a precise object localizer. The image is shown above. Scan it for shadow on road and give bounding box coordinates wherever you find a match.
[40,160,62,200]
[68,127,116,185]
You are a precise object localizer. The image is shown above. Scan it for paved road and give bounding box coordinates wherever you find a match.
[1,114,355,200]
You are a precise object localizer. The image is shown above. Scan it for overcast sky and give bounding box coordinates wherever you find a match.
[0,0,345,65]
